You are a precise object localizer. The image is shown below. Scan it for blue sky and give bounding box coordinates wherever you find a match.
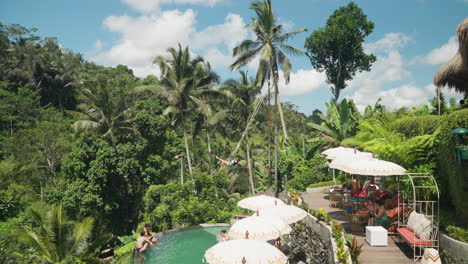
[1,0,466,113]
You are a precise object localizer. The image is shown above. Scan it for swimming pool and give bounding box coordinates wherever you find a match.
[146,226,228,263]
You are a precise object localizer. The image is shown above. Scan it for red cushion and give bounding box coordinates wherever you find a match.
[397,228,433,246]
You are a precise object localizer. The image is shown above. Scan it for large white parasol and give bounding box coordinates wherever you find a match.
[321,146,353,157]
[204,239,288,264]
[256,205,307,224]
[335,158,406,176]
[327,151,374,160]
[237,195,285,211]
[329,156,362,170]
[322,146,374,160]
[228,216,291,241]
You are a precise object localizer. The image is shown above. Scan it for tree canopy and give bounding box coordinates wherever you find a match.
[304,2,376,102]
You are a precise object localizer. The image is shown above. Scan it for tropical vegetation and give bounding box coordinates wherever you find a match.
[0,1,467,263]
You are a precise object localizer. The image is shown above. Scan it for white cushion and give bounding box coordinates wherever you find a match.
[421,248,441,264]
[407,211,418,231]
[414,213,432,241]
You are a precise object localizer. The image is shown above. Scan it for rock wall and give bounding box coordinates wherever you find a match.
[288,214,335,264]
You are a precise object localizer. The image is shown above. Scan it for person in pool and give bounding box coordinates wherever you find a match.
[218,230,229,242]
[143,223,158,244]
[215,156,239,167]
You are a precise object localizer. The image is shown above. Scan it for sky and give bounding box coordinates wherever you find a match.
[1,0,467,114]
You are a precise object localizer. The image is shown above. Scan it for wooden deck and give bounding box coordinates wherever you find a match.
[301,192,415,264]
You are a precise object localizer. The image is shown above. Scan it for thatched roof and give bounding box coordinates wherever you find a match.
[434,18,468,95]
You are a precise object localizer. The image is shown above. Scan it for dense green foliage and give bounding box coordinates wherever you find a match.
[435,109,468,220]
[142,171,240,232]
[395,115,443,138]
[1,1,467,262]
[0,20,328,262]
[446,225,468,243]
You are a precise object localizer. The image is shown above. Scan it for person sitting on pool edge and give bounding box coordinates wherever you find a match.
[134,229,152,264]
[143,223,158,244]
[215,155,238,167]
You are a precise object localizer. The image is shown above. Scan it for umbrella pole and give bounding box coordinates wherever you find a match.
[284,174,288,203]
[333,169,336,186]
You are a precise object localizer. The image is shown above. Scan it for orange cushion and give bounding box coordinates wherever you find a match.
[397,228,433,246]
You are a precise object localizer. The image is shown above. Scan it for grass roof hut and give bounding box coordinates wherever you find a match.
[434,18,468,96]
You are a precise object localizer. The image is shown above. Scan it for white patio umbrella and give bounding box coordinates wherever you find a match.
[204,239,287,264]
[327,151,374,160]
[321,146,355,157]
[237,195,285,211]
[228,216,291,240]
[329,156,361,170]
[256,205,307,224]
[337,158,406,176]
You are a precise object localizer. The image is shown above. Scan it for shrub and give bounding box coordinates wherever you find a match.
[281,152,329,191]
[446,225,468,243]
[346,236,364,264]
[435,109,468,220]
[395,115,442,138]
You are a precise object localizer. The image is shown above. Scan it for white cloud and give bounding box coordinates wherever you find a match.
[192,13,247,51]
[379,85,429,110]
[94,40,103,50]
[277,17,295,32]
[276,68,327,96]
[346,33,463,112]
[424,83,464,99]
[347,33,411,93]
[122,0,225,13]
[92,9,196,76]
[363,32,411,53]
[202,47,233,68]
[91,10,248,77]
[420,36,458,65]
[346,33,419,111]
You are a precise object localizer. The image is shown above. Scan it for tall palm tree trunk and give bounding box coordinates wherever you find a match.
[277,93,288,140]
[246,135,255,194]
[274,72,279,198]
[182,119,193,178]
[180,156,185,184]
[267,82,272,185]
[205,119,213,172]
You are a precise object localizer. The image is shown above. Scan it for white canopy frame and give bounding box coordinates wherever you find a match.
[397,173,440,263]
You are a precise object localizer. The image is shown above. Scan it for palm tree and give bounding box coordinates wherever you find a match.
[71,76,132,145]
[230,0,306,196]
[20,205,109,263]
[309,99,361,146]
[221,71,262,193]
[35,40,81,114]
[228,137,267,194]
[154,44,218,177]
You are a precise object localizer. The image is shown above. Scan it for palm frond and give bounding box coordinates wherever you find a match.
[230,46,263,71]
[72,120,100,133]
[233,40,262,57]
[275,28,307,43]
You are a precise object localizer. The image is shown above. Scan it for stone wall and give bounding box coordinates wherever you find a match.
[440,233,468,264]
[288,214,350,264]
[288,219,332,264]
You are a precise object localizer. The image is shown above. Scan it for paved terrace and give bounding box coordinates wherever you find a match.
[301,192,414,264]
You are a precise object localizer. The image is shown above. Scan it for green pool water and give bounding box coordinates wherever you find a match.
[146,226,228,264]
